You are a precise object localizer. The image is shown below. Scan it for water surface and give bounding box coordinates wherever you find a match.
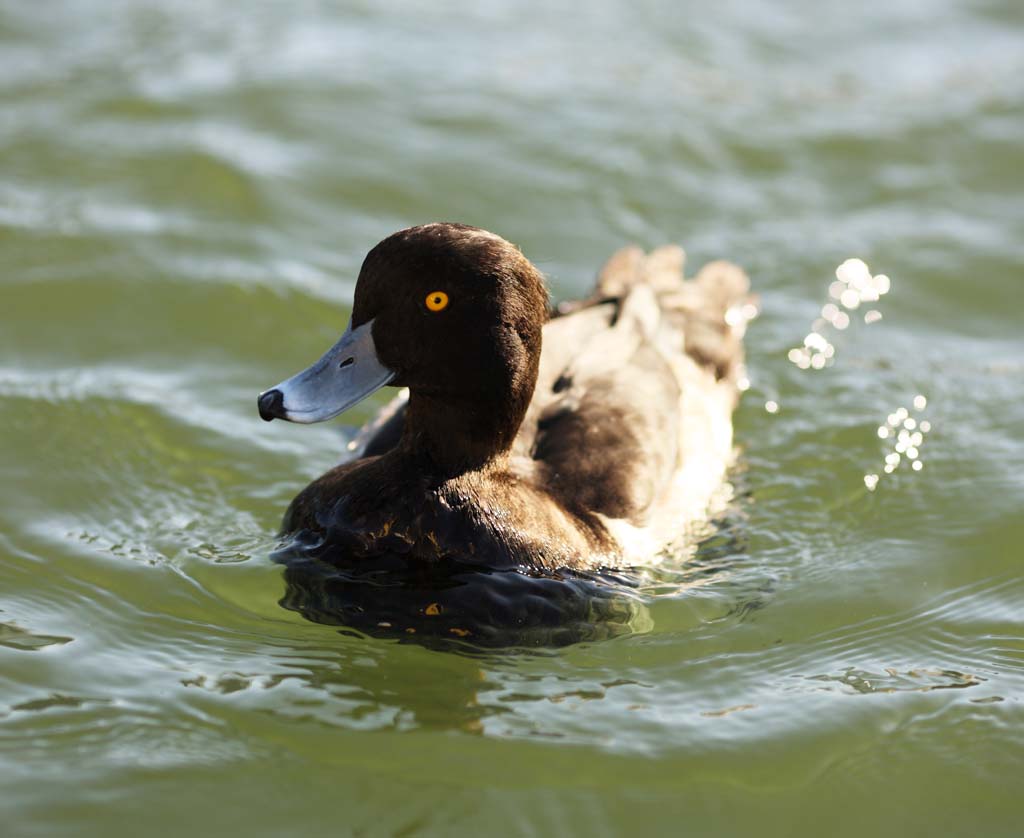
[2,1,1023,834]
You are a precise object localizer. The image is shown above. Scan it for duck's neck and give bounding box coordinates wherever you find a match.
[395,387,528,476]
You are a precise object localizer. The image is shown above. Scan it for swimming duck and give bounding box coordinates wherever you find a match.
[258,222,751,573]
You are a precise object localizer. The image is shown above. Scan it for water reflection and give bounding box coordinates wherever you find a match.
[0,621,73,652]
[182,642,508,734]
[809,666,983,695]
[274,538,652,650]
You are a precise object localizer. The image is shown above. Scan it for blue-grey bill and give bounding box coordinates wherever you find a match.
[258,319,394,423]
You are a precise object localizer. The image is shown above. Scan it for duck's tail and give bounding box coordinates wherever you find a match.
[584,244,754,387]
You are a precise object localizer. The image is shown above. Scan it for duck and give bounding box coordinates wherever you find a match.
[258,222,752,575]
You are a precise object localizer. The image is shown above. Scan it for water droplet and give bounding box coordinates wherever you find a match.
[836,258,871,286]
[804,332,829,352]
[872,399,929,486]
[787,258,888,372]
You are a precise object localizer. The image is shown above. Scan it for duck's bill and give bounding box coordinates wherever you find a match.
[257,319,395,423]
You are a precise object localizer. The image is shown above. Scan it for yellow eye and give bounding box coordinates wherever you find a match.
[425,291,449,312]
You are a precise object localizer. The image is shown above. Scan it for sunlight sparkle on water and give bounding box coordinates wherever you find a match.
[788,258,890,371]
[866,395,932,489]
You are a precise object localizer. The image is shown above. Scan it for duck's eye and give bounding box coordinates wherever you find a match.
[425,291,449,312]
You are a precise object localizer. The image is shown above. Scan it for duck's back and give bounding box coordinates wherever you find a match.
[518,245,752,562]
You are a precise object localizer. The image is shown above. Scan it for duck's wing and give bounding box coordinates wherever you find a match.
[522,245,751,560]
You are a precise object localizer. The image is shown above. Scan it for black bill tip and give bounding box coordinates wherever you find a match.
[257,388,285,422]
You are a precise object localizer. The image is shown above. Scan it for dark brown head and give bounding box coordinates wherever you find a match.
[258,223,549,468]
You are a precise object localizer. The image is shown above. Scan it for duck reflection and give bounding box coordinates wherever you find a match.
[274,534,651,650]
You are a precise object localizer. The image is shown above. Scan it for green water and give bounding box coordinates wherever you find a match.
[2,1,1023,835]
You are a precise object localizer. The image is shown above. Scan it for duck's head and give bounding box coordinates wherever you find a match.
[258,223,549,462]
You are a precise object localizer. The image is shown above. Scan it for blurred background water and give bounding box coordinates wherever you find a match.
[2,0,1023,835]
